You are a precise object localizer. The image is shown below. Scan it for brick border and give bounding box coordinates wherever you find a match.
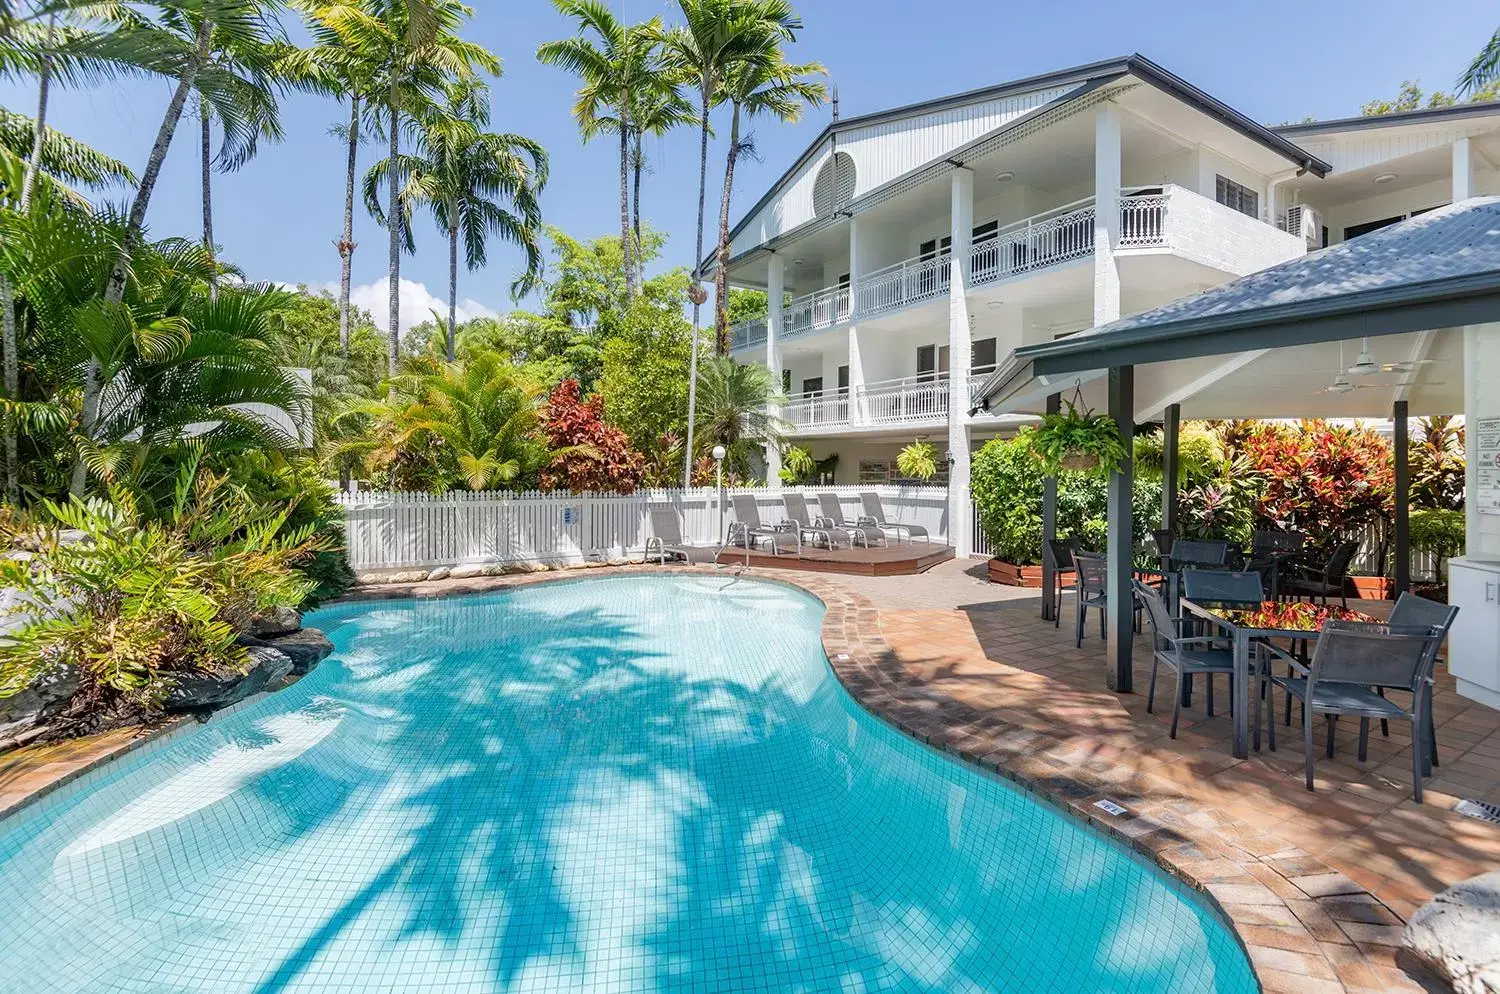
[2,564,1434,992]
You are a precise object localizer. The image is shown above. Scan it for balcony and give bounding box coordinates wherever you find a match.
[782,368,999,432]
[729,186,1302,353]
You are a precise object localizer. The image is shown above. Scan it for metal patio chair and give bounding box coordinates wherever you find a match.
[1073,551,1110,648]
[782,493,849,549]
[1043,537,1077,628]
[1262,621,1446,802]
[1169,539,1234,571]
[858,492,930,545]
[1282,540,1360,608]
[1181,568,1265,607]
[644,505,698,565]
[1135,579,1238,738]
[1378,592,1459,765]
[728,495,800,557]
[816,493,884,547]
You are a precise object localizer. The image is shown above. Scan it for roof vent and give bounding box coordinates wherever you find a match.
[812,152,855,217]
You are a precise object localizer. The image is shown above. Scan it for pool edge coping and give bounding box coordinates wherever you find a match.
[1,564,1423,992]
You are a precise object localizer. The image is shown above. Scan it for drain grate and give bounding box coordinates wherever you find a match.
[1454,798,1500,825]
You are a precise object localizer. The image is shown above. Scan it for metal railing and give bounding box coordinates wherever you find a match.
[730,190,1175,351]
[784,390,850,428]
[858,375,951,425]
[857,254,950,315]
[784,285,851,337]
[729,315,768,351]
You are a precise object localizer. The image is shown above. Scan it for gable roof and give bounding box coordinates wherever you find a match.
[713,54,1330,268]
[973,197,1500,409]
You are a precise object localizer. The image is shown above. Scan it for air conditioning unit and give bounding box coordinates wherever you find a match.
[1282,204,1323,249]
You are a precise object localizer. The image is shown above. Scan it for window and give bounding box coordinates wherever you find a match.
[812,152,856,217]
[919,220,999,258]
[837,365,849,395]
[916,345,936,381]
[781,369,791,393]
[1343,216,1404,241]
[801,376,823,397]
[971,337,997,374]
[1215,175,1259,219]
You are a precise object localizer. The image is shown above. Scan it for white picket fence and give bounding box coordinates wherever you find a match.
[335,485,951,571]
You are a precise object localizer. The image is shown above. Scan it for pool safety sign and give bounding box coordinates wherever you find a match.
[1479,418,1500,515]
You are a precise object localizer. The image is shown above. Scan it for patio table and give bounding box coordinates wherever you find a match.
[1178,598,1381,758]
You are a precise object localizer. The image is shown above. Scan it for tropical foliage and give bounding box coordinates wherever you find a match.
[1027,399,1129,475]
[0,458,327,728]
[538,378,642,493]
[896,439,938,482]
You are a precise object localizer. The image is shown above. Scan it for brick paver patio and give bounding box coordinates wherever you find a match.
[3,561,1495,993]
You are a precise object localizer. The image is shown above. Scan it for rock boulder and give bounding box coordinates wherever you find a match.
[247,604,302,638]
[166,645,293,714]
[1404,869,1500,994]
[0,664,80,738]
[246,627,334,675]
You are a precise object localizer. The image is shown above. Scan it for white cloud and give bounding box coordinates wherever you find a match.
[311,277,499,336]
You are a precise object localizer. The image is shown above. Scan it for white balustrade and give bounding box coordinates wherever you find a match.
[784,285,851,337]
[856,376,951,425]
[784,389,851,428]
[856,255,950,316]
[729,315,768,351]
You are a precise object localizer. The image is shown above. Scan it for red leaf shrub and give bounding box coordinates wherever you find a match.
[538,379,645,494]
[1232,419,1393,543]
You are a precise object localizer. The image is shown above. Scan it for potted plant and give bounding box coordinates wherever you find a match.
[1028,397,1128,475]
[896,439,939,482]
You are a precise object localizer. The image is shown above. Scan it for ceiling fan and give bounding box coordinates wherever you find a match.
[1347,336,1437,376]
[1325,341,1444,393]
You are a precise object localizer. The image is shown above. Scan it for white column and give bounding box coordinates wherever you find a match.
[765,254,784,487]
[1454,137,1475,202]
[1094,103,1122,326]
[847,216,867,424]
[947,168,974,558]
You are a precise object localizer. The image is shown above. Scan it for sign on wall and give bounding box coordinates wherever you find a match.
[1477,417,1500,516]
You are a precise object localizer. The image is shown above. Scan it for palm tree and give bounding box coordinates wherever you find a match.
[712,52,824,351]
[66,0,292,494]
[287,0,385,358]
[196,19,289,297]
[694,355,784,479]
[1460,26,1500,95]
[666,0,799,487]
[366,79,546,361]
[310,0,498,383]
[537,1,662,299]
[627,59,694,259]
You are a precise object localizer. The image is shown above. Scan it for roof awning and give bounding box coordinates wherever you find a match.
[974,198,1500,416]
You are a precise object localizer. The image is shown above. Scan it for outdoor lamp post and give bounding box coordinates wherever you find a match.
[713,444,727,543]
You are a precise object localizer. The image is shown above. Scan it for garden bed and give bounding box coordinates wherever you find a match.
[987,559,1045,587]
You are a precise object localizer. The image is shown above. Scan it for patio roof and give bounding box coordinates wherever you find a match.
[974,197,1500,416]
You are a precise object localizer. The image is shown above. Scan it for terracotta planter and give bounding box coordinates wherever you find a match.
[1349,575,1392,600]
[988,558,1045,587]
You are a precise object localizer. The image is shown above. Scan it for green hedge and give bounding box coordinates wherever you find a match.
[971,431,1161,564]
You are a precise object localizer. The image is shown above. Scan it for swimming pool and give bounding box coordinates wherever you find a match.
[0,574,1256,993]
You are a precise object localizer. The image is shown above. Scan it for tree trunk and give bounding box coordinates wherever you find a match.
[683,80,712,490]
[72,17,212,495]
[200,100,217,303]
[632,128,642,276]
[338,95,360,358]
[713,101,743,355]
[11,14,54,500]
[1,276,17,503]
[18,13,55,211]
[447,223,459,363]
[386,86,401,389]
[618,104,633,299]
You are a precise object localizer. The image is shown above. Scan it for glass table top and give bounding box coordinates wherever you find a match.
[1189,600,1380,633]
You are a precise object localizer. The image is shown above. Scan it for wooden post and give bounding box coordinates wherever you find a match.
[1040,392,1061,621]
[1394,400,1410,597]
[1106,366,1135,693]
[1161,403,1180,542]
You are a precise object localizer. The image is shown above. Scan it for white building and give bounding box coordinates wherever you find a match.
[706,54,1500,556]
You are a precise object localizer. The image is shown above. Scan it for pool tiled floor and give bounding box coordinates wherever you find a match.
[5,561,1496,993]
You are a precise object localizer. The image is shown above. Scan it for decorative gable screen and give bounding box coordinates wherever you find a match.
[812,152,856,217]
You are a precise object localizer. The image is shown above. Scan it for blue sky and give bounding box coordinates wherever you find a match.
[3,0,1497,331]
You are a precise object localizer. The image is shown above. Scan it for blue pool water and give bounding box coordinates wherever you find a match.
[0,575,1256,993]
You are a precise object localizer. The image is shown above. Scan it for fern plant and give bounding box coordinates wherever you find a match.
[896,440,939,481]
[1029,399,1127,475]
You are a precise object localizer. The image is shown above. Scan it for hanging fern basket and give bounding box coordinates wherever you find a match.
[1027,387,1127,477]
[1058,451,1102,473]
